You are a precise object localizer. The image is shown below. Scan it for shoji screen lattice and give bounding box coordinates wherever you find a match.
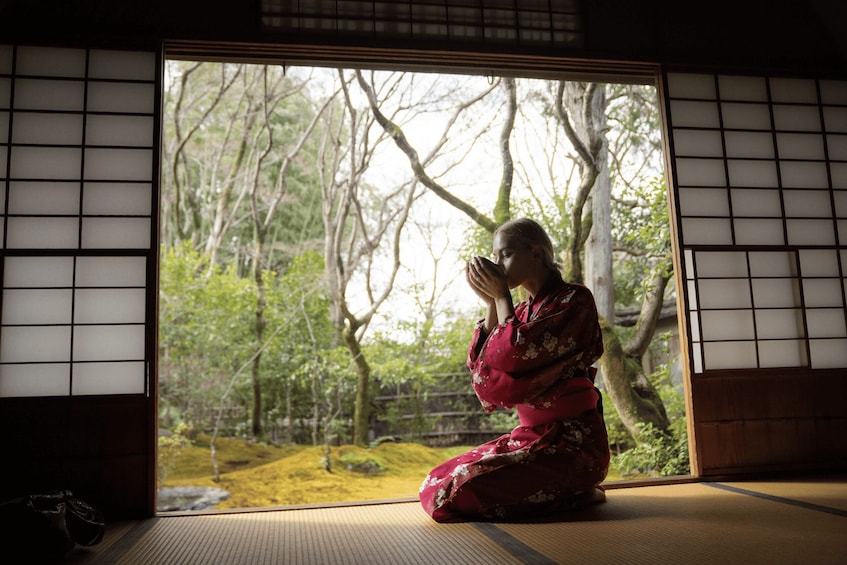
[260,0,582,47]
[0,45,159,397]
[665,72,847,373]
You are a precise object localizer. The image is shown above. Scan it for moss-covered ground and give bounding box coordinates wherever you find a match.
[161,436,469,509]
[161,435,622,510]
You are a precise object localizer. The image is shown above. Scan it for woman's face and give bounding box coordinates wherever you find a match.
[492,232,538,289]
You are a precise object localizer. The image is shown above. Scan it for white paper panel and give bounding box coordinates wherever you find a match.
[83,183,152,215]
[2,289,72,324]
[718,75,767,101]
[803,279,844,308]
[721,103,772,130]
[72,362,145,395]
[823,108,847,132]
[730,189,782,217]
[787,219,836,245]
[770,78,818,103]
[755,309,805,339]
[0,45,11,73]
[6,217,79,249]
[13,79,85,111]
[15,46,86,77]
[680,218,733,245]
[678,187,729,216]
[83,148,153,181]
[757,340,807,368]
[820,80,847,104]
[0,110,7,142]
[85,115,154,147]
[81,218,150,249]
[8,182,79,214]
[724,131,773,159]
[752,279,801,308]
[684,249,695,279]
[772,105,822,132]
[806,308,847,338]
[9,146,82,179]
[88,50,156,80]
[697,279,751,309]
[11,112,82,145]
[86,82,156,114]
[749,251,797,276]
[667,73,716,99]
[0,78,11,109]
[687,280,698,310]
[695,251,748,277]
[668,100,720,128]
[734,218,785,245]
[703,341,757,369]
[0,150,6,179]
[838,219,847,243]
[692,341,703,373]
[690,312,701,342]
[799,249,840,276]
[831,163,847,188]
[779,161,830,188]
[673,130,723,157]
[73,325,145,361]
[700,310,755,340]
[783,190,832,218]
[675,158,726,187]
[727,160,779,187]
[0,364,69,397]
[0,326,71,362]
[3,257,74,287]
[776,133,826,160]
[74,289,146,324]
[75,256,147,287]
[810,339,847,368]
[834,191,847,216]
[828,134,847,160]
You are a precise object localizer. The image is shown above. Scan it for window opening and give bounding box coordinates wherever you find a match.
[155,57,684,513]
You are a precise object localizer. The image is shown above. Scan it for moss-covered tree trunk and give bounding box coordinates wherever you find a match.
[343,325,372,446]
[597,316,670,441]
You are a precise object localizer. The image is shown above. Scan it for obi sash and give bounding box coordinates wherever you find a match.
[516,377,599,427]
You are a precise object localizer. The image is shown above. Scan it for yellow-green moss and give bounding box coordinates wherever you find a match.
[162,438,623,510]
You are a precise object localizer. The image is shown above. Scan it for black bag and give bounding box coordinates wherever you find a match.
[0,490,105,562]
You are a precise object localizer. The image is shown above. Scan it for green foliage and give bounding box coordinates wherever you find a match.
[611,353,690,477]
[611,422,689,477]
[159,243,256,432]
[158,423,194,488]
[336,450,387,475]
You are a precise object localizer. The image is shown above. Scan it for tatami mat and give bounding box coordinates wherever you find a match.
[63,475,847,565]
[494,481,847,564]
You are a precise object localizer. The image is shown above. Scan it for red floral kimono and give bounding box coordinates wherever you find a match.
[419,275,610,522]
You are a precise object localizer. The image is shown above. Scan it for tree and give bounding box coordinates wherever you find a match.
[317,70,419,445]
[243,66,334,438]
[359,73,673,441]
[553,82,671,439]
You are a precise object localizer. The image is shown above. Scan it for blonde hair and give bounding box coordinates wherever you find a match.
[493,218,561,271]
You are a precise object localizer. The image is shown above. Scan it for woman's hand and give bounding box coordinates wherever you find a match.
[466,256,509,301]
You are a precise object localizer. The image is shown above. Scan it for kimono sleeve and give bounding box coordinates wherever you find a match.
[470,285,603,410]
[482,285,601,376]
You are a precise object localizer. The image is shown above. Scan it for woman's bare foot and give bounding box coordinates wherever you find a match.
[574,487,606,509]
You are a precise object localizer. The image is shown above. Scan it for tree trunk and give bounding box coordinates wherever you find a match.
[597,316,670,440]
[343,325,372,446]
[251,239,266,439]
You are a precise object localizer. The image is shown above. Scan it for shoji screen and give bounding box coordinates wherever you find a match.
[664,72,847,474]
[666,73,847,372]
[0,45,159,398]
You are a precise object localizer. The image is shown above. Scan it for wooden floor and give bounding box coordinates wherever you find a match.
[63,474,847,564]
